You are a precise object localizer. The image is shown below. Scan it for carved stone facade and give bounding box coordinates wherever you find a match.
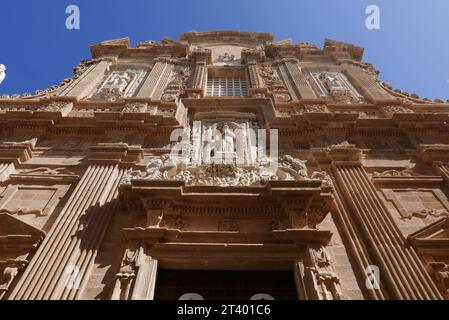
[0,30,448,300]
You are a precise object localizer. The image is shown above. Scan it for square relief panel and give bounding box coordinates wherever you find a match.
[383,189,449,219]
[0,184,70,232]
[92,68,147,101]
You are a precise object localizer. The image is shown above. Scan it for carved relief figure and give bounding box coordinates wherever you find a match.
[306,246,344,300]
[223,123,236,154]
[96,69,146,101]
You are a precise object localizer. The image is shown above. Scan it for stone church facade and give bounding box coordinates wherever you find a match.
[0,30,448,300]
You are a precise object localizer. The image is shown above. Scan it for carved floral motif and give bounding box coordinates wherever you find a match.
[161,66,192,102]
[258,64,291,102]
[410,209,449,219]
[382,105,413,118]
[19,167,76,176]
[119,154,334,189]
[37,102,71,112]
[296,104,329,114]
[122,103,148,113]
[373,169,419,178]
[311,171,333,189]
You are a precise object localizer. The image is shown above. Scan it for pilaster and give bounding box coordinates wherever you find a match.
[62,60,111,100]
[321,147,442,299]
[278,58,317,100]
[136,58,175,100]
[8,144,143,300]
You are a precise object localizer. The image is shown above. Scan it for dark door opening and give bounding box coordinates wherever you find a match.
[155,269,298,300]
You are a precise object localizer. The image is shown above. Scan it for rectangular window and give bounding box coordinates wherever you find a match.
[205,77,248,97]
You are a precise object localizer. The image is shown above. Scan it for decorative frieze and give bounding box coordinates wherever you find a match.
[296,104,329,114]
[382,105,414,118]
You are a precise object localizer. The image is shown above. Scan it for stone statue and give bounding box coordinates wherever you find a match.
[223,124,235,154]
[202,125,214,164]
[0,64,5,85]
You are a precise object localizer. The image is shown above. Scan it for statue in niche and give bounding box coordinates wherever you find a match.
[202,124,214,164]
[223,123,235,154]
[319,72,345,93]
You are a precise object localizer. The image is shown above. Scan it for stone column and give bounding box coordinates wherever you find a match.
[62,60,111,100]
[327,147,442,300]
[8,144,143,300]
[136,58,175,100]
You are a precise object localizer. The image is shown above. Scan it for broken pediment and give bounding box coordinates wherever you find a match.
[408,218,449,251]
[0,213,45,249]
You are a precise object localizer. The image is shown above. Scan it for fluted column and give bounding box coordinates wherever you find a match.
[329,150,442,300]
[136,59,174,100]
[322,166,386,300]
[8,164,125,300]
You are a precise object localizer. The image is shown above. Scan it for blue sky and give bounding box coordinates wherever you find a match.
[0,0,448,100]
